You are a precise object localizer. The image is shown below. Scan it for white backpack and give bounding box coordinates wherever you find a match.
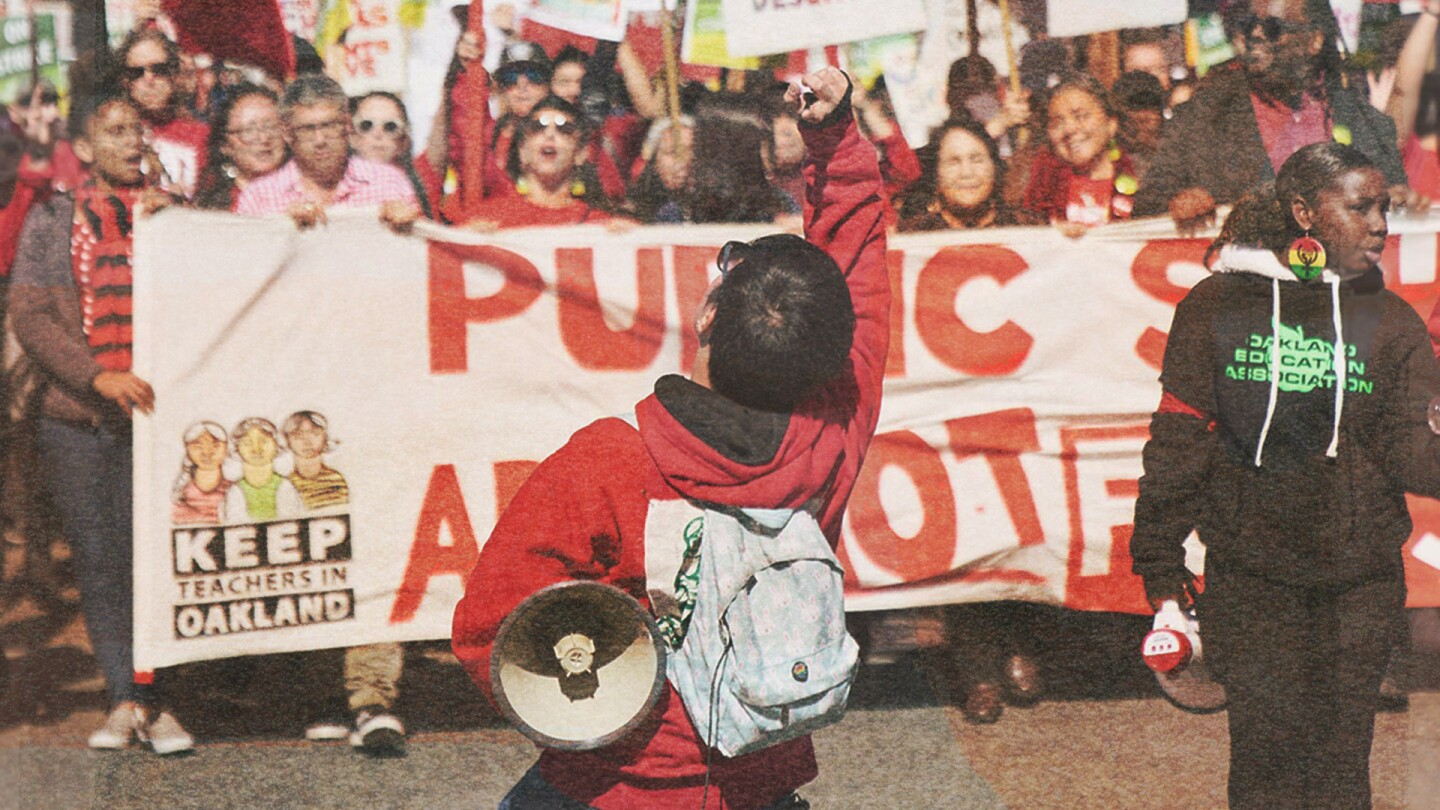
[664,504,859,758]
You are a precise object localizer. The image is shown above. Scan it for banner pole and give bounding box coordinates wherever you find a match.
[459,3,489,216]
[27,0,39,89]
[967,0,979,54]
[661,1,682,124]
[998,0,1028,148]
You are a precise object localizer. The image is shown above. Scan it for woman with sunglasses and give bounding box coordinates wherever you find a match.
[462,95,610,230]
[113,28,209,199]
[193,84,286,211]
[348,92,437,220]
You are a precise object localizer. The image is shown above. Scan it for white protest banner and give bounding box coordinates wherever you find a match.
[131,212,1440,671]
[1047,0,1187,38]
[326,0,408,94]
[280,0,323,41]
[526,0,628,42]
[719,0,926,59]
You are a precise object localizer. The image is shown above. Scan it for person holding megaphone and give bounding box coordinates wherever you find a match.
[1131,142,1440,810]
[453,67,888,810]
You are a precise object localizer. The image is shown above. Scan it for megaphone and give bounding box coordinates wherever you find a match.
[490,581,668,750]
[1142,599,1227,714]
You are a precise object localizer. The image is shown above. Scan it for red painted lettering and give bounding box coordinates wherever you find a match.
[390,465,479,623]
[944,408,1044,546]
[428,242,544,373]
[352,2,390,27]
[913,245,1033,375]
[1130,239,1208,370]
[672,245,716,374]
[1060,425,1151,613]
[493,460,539,516]
[847,431,956,581]
[556,247,666,370]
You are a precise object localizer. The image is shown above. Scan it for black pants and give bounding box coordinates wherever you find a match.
[1199,565,1404,810]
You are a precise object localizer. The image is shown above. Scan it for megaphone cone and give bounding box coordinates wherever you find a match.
[491,581,667,750]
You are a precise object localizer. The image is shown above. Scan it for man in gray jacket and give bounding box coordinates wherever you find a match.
[7,91,191,755]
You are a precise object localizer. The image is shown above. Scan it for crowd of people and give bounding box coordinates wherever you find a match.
[1,0,1440,805]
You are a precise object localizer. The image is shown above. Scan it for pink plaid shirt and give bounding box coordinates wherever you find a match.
[234,157,418,216]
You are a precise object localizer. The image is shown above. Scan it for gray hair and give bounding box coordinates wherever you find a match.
[280,74,348,121]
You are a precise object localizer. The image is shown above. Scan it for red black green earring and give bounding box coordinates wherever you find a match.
[1288,232,1326,281]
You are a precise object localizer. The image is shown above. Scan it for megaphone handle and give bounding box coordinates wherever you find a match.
[1156,599,1186,629]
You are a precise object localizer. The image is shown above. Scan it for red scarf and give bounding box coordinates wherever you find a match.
[72,185,142,372]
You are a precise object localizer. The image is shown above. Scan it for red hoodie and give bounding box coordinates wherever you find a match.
[452,108,888,809]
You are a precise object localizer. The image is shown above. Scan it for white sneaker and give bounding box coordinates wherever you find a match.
[305,719,351,741]
[349,706,404,754]
[88,703,141,750]
[138,709,195,756]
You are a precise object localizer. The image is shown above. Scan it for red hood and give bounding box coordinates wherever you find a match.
[633,375,857,514]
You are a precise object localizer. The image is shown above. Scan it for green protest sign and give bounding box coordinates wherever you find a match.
[0,14,65,106]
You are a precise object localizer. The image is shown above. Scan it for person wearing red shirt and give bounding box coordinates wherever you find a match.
[454,67,889,810]
[1021,73,1139,236]
[462,95,612,230]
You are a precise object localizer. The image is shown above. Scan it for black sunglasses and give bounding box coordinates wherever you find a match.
[497,66,549,87]
[716,241,749,277]
[1232,14,1314,43]
[355,118,405,135]
[123,61,178,81]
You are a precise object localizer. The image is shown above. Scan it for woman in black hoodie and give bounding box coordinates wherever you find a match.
[1131,141,1440,810]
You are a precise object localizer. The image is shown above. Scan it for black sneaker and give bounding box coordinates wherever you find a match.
[349,706,405,755]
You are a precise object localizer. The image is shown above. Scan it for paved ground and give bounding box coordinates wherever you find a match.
[2,542,1437,809]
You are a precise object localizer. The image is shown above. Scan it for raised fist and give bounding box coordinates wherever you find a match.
[785,67,851,125]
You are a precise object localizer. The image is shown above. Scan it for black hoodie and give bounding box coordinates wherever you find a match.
[1131,245,1440,589]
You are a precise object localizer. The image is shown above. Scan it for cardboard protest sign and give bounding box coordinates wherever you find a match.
[719,0,926,59]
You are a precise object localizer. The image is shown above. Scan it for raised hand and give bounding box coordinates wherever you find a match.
[784,67,851,125]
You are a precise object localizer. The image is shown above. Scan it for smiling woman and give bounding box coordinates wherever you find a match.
[897,117,1012,232]
[1019,73,1138,230]
[194,84,285,210]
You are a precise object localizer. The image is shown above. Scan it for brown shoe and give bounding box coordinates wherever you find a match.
[962,682,1003,724]
[1002,653,1043,704]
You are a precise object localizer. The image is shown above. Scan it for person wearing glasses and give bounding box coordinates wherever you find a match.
[348,92,436,220]
[454,66,887,810]
[114,28,208,199]
[232,74,417,755]
[461,95,610,230]
[193,84,286,211]
[1135,0,1408,236]
[235,74,420,235]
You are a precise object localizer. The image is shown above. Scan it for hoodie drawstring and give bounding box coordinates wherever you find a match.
[1253,275,1346,467]
[1254,278,1282,467]
[1327,276,1345,458]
